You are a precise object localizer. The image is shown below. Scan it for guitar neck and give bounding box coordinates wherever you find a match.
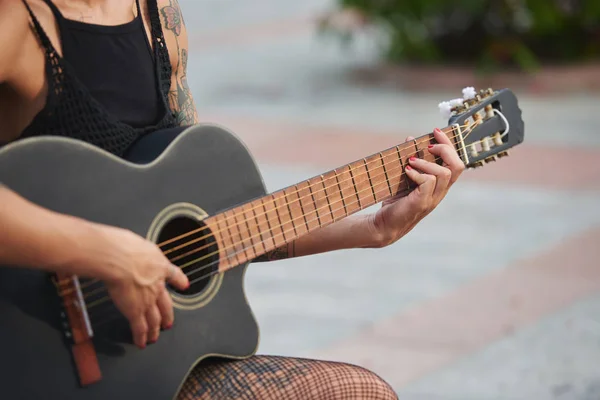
[206,126,461,270]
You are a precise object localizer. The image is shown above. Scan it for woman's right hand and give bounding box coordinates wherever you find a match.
[97,226,189,349]
[0,186,189,349]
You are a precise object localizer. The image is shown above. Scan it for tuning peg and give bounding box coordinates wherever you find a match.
[470,161,485,169]
[485,155,498,163]
[462,87,477,100]
[497,150,510,158]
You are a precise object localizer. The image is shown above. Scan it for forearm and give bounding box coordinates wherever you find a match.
[0,185,116,280]
[253,214,383,262]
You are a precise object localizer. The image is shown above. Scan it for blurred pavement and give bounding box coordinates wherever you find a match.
[180,1,600,398]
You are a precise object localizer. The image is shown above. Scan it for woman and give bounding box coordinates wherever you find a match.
[0,0,465,398]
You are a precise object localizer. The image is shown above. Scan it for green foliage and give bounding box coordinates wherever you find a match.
[325,0,600,71]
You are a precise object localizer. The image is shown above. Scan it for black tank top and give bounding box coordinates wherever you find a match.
[19,0,179,157]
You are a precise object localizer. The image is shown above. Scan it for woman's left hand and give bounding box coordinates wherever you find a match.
[368,127,466,247]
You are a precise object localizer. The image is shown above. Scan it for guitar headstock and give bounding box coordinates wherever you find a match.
[439,87,524,169]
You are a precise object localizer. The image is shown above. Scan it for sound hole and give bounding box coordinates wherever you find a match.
[157,216,219,296]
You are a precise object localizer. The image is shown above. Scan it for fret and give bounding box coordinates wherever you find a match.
[397,144,416,191]
[278,189,299,237]
[337,167,361,214]
[395,145,410,191]
[323,170,346,220]
[295,183,315,231]
[247,202,266,253]
[314,175,334,224]
[350,161,376,207]
[306,178,323,227]
[287,186,309,234]
[263,195,286,248]
[364,154,392,202]
[333,169,348,216]
[255,198,277,250]
[347,164,362,208]
[362,158,378,202]
[214,215,242,266]
[416,134,438,164]
[319,174,335,224]
[412,138,423,159]
[227,211,251,264]
[379,151,394,196]
[240,205,260,258]
[385,148,404,195]
[237,205,257,257]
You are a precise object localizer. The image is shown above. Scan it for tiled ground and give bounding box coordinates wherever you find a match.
[180,0,600,397]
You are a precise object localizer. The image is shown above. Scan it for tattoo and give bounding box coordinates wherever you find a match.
[160,0,198,126]
[253,242,295,262]
[160,2,182,36]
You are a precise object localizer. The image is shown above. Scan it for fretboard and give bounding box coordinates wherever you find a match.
[206,126,458,271]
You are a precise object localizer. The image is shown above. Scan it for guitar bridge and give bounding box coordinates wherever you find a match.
[57,274,102,387]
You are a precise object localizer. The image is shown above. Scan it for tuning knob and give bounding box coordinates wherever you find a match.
[497,150,510,158]
[471,161,485,168]
[485,155,498,163]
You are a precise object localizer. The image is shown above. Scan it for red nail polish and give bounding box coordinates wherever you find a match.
[165,323,173,330]
[428,145,434,148]
[139,344,146,349]
[409,156,417,161]
[406,165,412,170]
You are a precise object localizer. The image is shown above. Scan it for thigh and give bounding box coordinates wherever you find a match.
[177,355,398,400]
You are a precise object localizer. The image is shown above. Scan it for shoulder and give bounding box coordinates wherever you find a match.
[0,1,30,81]
[153,0,189,69]
[155,0,185,29]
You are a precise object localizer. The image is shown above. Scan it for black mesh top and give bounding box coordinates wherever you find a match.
[19,0,179,157]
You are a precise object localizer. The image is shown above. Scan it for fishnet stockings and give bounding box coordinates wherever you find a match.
[177,355,398,400]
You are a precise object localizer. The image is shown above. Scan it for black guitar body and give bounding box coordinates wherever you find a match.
[0,125,263,399]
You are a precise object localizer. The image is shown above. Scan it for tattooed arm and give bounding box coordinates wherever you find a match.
[156,1,388,263]
[253,214,381,262]
[157,0,199,125]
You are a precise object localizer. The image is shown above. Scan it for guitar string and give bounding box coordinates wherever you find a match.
[55,122,480,292]
[163,119,479,255]
[147,122,483,271]
[53,131,446,292]
[160,126,457,255]
[163,137,466,266]
[87,115,504,325]
[84,161,420,312]
[61,121,491,303]
[83,130,500,311]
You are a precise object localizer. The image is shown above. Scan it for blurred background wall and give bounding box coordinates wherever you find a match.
[180,1,600,398]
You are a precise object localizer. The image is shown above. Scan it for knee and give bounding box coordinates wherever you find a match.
[356,368,398,400]
[324,363,398,400]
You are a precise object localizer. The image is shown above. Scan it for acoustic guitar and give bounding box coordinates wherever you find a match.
[0,87,524,399]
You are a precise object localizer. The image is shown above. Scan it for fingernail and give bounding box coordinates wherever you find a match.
[165,323,173,330]
[139,344,146,349]
[406,165,412,170]
[148,339,156,344]
[428,144,434,148]
[434,128,442,133]
[409,156,417,161]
